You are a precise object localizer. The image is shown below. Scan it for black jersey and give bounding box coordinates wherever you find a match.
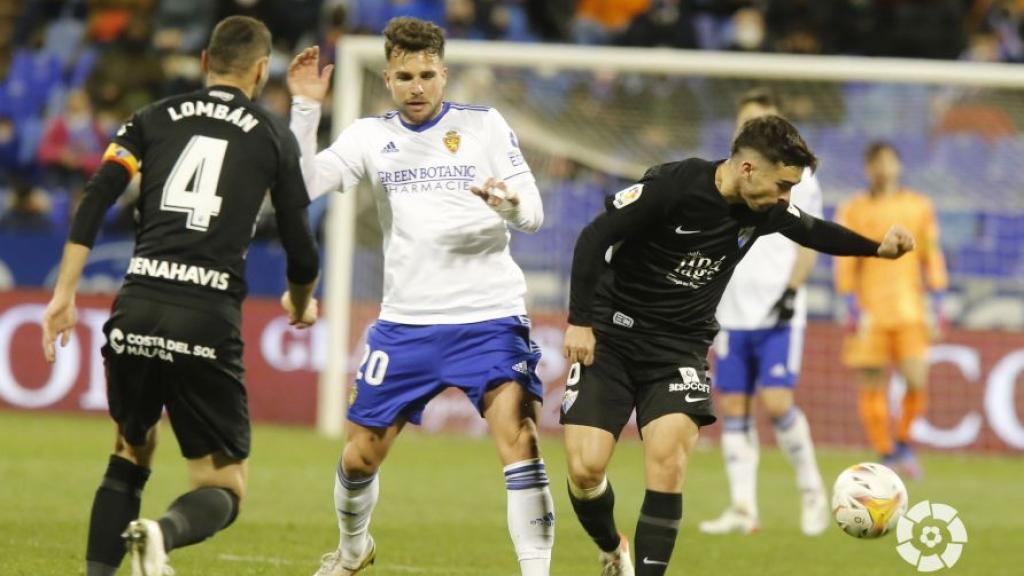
[569,158,879,349]
[78,85,317,305]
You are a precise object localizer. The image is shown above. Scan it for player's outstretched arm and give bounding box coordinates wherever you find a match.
[778,206,913,259]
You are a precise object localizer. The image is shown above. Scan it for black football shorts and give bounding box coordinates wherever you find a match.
[559,326,716,438]
[102,288,249,459]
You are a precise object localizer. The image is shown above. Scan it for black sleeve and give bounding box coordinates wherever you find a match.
[67,162,132,247]
[112,110,145,158]
[270,122,319,284]
[774,203,880,256]
[567,168,678,326]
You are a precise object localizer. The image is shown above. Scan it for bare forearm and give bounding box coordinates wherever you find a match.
[53,243,91,300]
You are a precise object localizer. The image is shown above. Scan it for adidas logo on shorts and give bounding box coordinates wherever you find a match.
[512,361,528,375]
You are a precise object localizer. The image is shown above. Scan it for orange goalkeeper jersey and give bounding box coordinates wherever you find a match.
[835,188,948,328]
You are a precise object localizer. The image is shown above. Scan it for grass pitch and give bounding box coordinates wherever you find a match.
[0,411,1018,575]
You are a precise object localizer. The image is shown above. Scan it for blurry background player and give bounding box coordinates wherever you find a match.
[287,17,554,576]
[700,89,828,536]
[40,16,320,576]
[835,141,948,480]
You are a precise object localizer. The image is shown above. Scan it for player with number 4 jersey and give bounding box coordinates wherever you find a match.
[287,17,554,576]
[41,16,320,576]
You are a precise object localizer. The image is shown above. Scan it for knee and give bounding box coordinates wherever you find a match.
[567,454,607,490]
[497,418,541,463]
[342,440,382,478]
[761,393,794,420]
[646,450,687,490]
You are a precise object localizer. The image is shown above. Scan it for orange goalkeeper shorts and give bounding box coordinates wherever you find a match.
[842,323,930,368]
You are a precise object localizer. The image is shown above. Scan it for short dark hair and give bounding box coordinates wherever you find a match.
[731,115,818,171]
[864,140,900,163]
[384,17,445,60]
[206,16,272,75]
[738,87,779,110]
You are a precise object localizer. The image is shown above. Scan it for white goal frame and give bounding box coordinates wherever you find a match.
[317,36,1024,437]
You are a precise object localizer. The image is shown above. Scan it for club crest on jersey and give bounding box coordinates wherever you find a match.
[612,184,644,209]
[444,129,461,153]
[737,226,755,248]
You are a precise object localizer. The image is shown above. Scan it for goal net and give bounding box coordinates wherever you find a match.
[320,38,1024,453]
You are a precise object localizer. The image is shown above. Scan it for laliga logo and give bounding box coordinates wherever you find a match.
[895,501,967,572]
[109,328,125,354]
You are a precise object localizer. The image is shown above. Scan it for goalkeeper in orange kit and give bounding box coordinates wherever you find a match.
[835,141,948,480]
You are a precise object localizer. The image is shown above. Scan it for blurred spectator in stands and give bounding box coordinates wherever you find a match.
[976,0,1024,62]
[618,0,698,48]
[86,13,164,118]
[154,0,216,54]
[0,181,53,232]
[345,0,445,34]
[962,22,1003,62]
[572,0,651,44]
[317,3,349,66]
[875,0,966,59]
[37,89,106,197]
[525,0,574,42]
[765,0,834,54]
[725,7,766,52]
[259,79,292,121]
[446,0,487,40]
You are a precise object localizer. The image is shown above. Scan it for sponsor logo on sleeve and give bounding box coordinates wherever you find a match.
[612,184,644,209]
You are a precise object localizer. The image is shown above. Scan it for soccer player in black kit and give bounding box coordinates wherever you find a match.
[559,115,914,576]
[40,16,320,576]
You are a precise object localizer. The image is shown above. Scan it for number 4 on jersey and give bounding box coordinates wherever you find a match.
[162,135,228,231]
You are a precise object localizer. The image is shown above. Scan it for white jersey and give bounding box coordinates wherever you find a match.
[290,100,543,324]
[716,168,823,329]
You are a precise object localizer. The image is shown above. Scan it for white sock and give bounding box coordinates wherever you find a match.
[504,458,554,576]
[335,463,379,563]
[721,416,759,517]
[773,407,824,493]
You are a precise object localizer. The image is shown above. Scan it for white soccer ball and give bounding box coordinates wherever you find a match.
[831,462,909,539]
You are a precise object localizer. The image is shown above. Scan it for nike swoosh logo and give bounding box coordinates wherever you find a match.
[643,557,669,566]
[675,227,700,234]
[684,393,707,403]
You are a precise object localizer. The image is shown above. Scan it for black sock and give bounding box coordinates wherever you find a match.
[568,480,621,553]
[635,490,683,576]
[157,487,240,552]
[85,455,151,576]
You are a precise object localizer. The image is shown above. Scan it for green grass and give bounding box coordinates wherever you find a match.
[0,411,1019,575]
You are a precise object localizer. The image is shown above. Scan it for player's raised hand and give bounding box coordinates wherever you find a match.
[563,324,596,366]
[877,224,915,259]
[287,46,334,103]
[41,296,76,363]
[471,178,519,209]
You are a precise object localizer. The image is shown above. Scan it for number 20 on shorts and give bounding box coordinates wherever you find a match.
[357,346,390,386]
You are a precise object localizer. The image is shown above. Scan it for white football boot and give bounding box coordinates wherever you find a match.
[599,532,635,576]
[800,489,830,536]
[123,519,173,576]
[313,535,376,576]
[698,506,761,535]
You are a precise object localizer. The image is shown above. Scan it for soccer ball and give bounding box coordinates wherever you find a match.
[831,462,909,539]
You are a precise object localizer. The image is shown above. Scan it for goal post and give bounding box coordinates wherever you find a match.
[318,36,1024,445]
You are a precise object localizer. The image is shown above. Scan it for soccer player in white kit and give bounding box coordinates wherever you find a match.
[699,90,830,536]
[286,17,554,576]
